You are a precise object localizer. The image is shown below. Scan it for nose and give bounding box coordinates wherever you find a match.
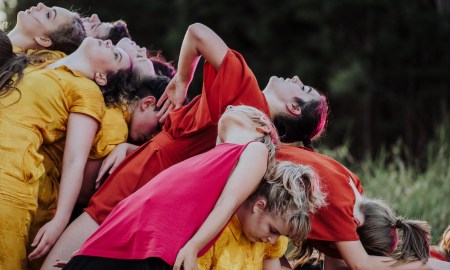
[36,2,45,10]
[105,40,112,48]
[90,13,101,23]
[226,105,234,110]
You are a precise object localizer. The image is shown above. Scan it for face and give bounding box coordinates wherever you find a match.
[266,76,321,104]
[117,37,155,79]
[82,14,113,39]
[16,3,78,39]
[128,98,161,144]
[240,202,290,244]
[79,37,131,73]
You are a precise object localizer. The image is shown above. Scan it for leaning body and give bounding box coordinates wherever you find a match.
[0,67,104,269]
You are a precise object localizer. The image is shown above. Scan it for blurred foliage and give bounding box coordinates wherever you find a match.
[4,0,450,161]
[319,122,450,242]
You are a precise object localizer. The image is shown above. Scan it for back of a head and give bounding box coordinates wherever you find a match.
[48,17,86,54]
[358,198,430,264]
[273,94,329,148]
[150,56,177,79]
[106,20,131,44]
[101,69,134,107]
[440,226,450,258]
[132,76,170,107]
[248,161,326,259]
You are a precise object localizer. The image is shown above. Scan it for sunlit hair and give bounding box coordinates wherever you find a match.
[273,90,329,148]
[247,161,326,260]
[0,30,43,101]
[106,20,131,44]
[222,105,279,177]
[357,198,430,265]
[439,226,450,259]
[48,17,86,54]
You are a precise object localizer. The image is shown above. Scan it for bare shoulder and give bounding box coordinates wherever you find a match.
[242,141,268,156]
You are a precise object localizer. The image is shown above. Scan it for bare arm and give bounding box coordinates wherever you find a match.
[29,113,98,260]
[173,142,269,270]
[157,23,229,109]
[336,241,450,270]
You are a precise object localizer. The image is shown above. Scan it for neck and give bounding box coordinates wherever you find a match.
[261,90,277,120]
[7,28,39,52]
[47,52,94,79]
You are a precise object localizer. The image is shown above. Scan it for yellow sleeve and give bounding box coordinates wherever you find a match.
[197,245,214,270]
[89,107,129,159]
[65,77,105,123]
[264,236,289,259]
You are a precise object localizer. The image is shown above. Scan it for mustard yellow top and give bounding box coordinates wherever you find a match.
[90,106,130,159]
[198,215,289,270]
[0,66,105,184]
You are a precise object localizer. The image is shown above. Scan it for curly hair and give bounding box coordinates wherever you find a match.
[105,20,131,44]
[100,69,134,107]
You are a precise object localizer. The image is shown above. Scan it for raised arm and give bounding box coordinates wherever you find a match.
[174,142,269,270]
[28,113,98,260]
[335,241,450,270]
[157,23,229,109]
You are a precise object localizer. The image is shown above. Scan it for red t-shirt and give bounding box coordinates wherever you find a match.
[430,249,449,262]
[276,145,364,258]
[76,143,253,264]
[86,49,269,224]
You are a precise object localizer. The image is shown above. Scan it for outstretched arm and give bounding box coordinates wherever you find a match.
[174,142,269,270]
[157,23,229,109]
[336,241,450,270]
[28,113,98,260]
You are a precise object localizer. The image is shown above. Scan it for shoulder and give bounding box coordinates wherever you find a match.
[244,141,268,155]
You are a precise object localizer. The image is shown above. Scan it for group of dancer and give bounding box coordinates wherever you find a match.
[0,3,449,270]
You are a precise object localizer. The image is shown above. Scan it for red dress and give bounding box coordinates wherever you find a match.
[85,49,269,224]
[276,145,364,258]
[76,142,254,264]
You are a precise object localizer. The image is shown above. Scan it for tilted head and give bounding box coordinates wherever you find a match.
[218,105,279,176]
[82,14,130,44]
[127,76,170,144]
[263,76,329,147]
[117,37,176,84]
[14,3,85,54]
[357,198,431,264]
[239,161,326,260]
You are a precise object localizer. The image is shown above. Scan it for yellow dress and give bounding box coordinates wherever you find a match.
[0,66,104,270]
[198,215,289,270]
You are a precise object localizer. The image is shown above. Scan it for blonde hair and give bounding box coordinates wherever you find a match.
[357,198,430,265]
[436,225,450,259]
[247,161,327,260]
[226,105,279,177]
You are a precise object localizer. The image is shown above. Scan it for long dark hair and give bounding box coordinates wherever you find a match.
[0,30,29,99]
[273,94,329,149]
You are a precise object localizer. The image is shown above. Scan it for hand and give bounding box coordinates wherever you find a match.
[28,218,67,260]
[157,73,189,110]
[95,143,130,189]
[173,241,199,270]
[156,98,174,124]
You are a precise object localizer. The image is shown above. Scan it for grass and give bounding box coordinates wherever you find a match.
[318,124,450,243]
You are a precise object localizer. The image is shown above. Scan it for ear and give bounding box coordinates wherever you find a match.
[94,72,108,86]
[252,199,267,214]
[256,125,271,134]
[286,102,301,116]
[34,36,52,48]
[140,96,157,111]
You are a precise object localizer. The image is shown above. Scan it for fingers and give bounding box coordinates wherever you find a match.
[96,158,114,188]
[156,98,173,119]
[53,259,69,268]
[156,91,168,108]
[31,227,45,247]
[28,232,51,260]
[158,103,175,124]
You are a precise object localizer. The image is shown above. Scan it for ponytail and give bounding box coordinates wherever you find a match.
[357,199,431,264]
[393,219,430,264]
